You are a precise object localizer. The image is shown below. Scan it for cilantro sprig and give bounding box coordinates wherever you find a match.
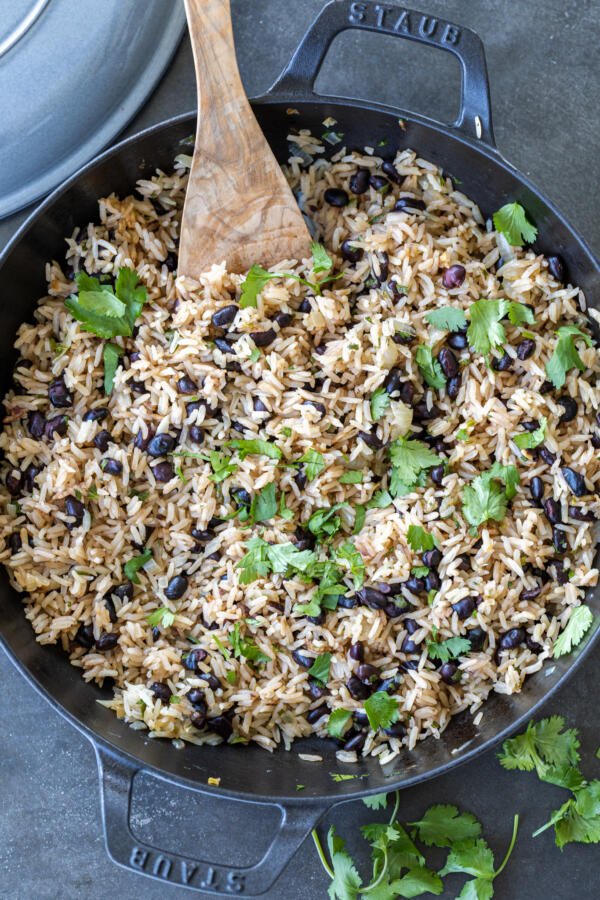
[388,437,442,497]
[239,243,341,308]
[416,344,446,389]
[553,606,594,658]
[492,202,538,246]
[462,463,520,527]
[406,525,437,553]
[513,416,547,451]
[425,306,467,332]
[545,325,593,389]
[467,299,535,358]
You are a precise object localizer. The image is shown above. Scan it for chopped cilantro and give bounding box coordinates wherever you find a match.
[311,241,334,273]
[334,540,365,588]
[296,449,326,481]
[103,342,124,394]
[363,691,400,731]
[65,268,147,339]
[228,621,270,665]
[370,386,391,421]
[513,416,546,451]
[147,607,175,628]
[353,504,366,534]
[416,344,446,389]
[467,298,508,357]
[327,708,352,738]
[462,463,520,527]
[339,470,363,484]
[388,437,442,496]
[493,201,538,246]
[124,549,152,584]
[427,636,471,663]
[227,439,282,460]
[307,652,331,685]
[406,525,437,552]
[425,307,467,332]
[545,325,593,389]
[307,503,347,541]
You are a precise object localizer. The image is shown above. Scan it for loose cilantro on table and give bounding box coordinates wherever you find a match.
[545,325,593,389]
[493,201,537,246]
[462,463,520,527]
[226,439,282,460]
[415,344,446,389]
[425,306,468,333]
[228,621,270,665]
[406,525,437,553]
[124,548,152,584]
[552,606,593,657]
[370,386,392,421]
[388,437,442,497]
[513,416,547,451]
[296,449,326,481]
[307,652,331,685]
[239,242,341,307]
[146,607,176,628]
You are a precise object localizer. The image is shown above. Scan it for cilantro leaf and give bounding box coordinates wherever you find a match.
[427,636,471,663]
[467,299,508,357]
[250,482,278,523]
[103,342,123,394]
[147,607,176,628]
[327,708,353,738]
[65,268,147,339]
[202,450,238,483]
[312,242,334,274]
[416,344,446,389]
[308,652,331,684]
[334,540,365,588]
[391,868,444,898]
[353,504,366,534]
[124,548,152,584]
[553,605,593,657]
[488,462,520,500]
[410,805,482,848]
[545,325,593,389]
[297,449,326,481]
[363,691,400,731]
[239,265,279,309]
[367,490,393,509]
[406,525,437,552]
[425,307,467,332]
[513,416,546,450]
[362,793,388,810]
[493,202,538,246]
[388,437,442,496]
[507,301,535,327]
[462,465,519,527]
[456,878,494,900]
[340,470,363,484]
[307,503,347,541]
[371,386,392,421]
[237,538,317,584]
[326,827,363,900]
[440,838,495,880]
[228,621,270,665]
[227,439,282,460]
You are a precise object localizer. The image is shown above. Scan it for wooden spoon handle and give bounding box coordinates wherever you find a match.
[179,0,312,277]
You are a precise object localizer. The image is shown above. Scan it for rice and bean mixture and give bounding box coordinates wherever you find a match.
[1,133,598,765]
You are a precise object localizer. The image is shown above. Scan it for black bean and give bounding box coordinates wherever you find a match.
[401,635,420,654]
[129,351,141,363]
[306,704,329,724]
[522,419,539,432]
[439,662,459,684]
[307,611,325,626]
[568,505,596,522]
[298,298,312,315]
[247,328,275,349]
[369,174,389,192]
[341,239,363,263]
[8,532,22,553]
[442,265,466,289]
[498,628,525,651]
[337,595,358,609]
[292,649,313,668]
[468,627,486,651]
[209,716,233,740]
[183,424,202,446]
[186,402,206,421]
[211,305,238,329]
[396,381,414,405]
[438,347,459,378]
[294,467,308,491]
[547,255,566,282]
[413,402,440,421]
[45,415,68,439]
[147,433,176,457]
[425,571,441,592]
[183,648,208,671]
[382,369,402,397]
[129,379,146,394]
[384,600,407,618]
[151,682,171,702]
[308,679,328,699]
[423,548,442,569]
[444,375,460,400]
[272,311,291,330]
[191,527,213,543]
[540,380,554,395]
[526,636,544,654]
[356,664,379,685]
[200,673,221,690]
[379,674,402,694]
[394,196,426,212]
[101,457,122,476]
[302,401,325,421]
[347,675,372,700]
[373,252,389,284]
[552,526,568,554]
[388,281,406,302]
[357,586,389,609]
[430,465,445,485]
[557,396,577,424]
[152,461,175,482]
[451,596,476,620]
[342,732,366,752]
[177,376,197,395]
[48,376,72,408]
[186,689,207,711]
[83,407,109,424]
[92,430,111,453]
[324,188,349,207]
[165,574,188,600]
[516,339,535,360]
[133,428,153,451]
[232,487,251,510]
[520,586,542,601]
[404,619,419,635]
[535,448,556,470]
[252,397,269,414]
[96,632,118,651]
[530,477,544,504]
[75,623,95,649]
[543,497,561,524]
[349,642,364,662]
[405,576,426,595]
[64,495,85,529]
[27,411,46,439]
[23,464,42,492]
[591,433,600,449]
[491,352,512,371]
[215,337,234,355]
[561,466,587,497]
[349,168,370,194]
[381,160,400,183]
[447,331,468,351]
[383,721,407,738]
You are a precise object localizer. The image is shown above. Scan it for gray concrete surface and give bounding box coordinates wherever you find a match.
[1,2,599,898]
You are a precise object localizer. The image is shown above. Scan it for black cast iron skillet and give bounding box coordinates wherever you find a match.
[1,2,599,895]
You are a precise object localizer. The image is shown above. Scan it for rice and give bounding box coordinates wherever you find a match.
[0,138,598,765]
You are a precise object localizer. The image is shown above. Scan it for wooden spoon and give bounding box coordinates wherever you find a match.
[179,0,312,278]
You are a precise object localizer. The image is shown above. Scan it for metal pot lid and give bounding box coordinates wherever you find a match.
[0,0,186,219]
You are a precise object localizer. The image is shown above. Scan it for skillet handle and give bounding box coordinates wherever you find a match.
[266,0,495,146]
[96,746,330,895]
